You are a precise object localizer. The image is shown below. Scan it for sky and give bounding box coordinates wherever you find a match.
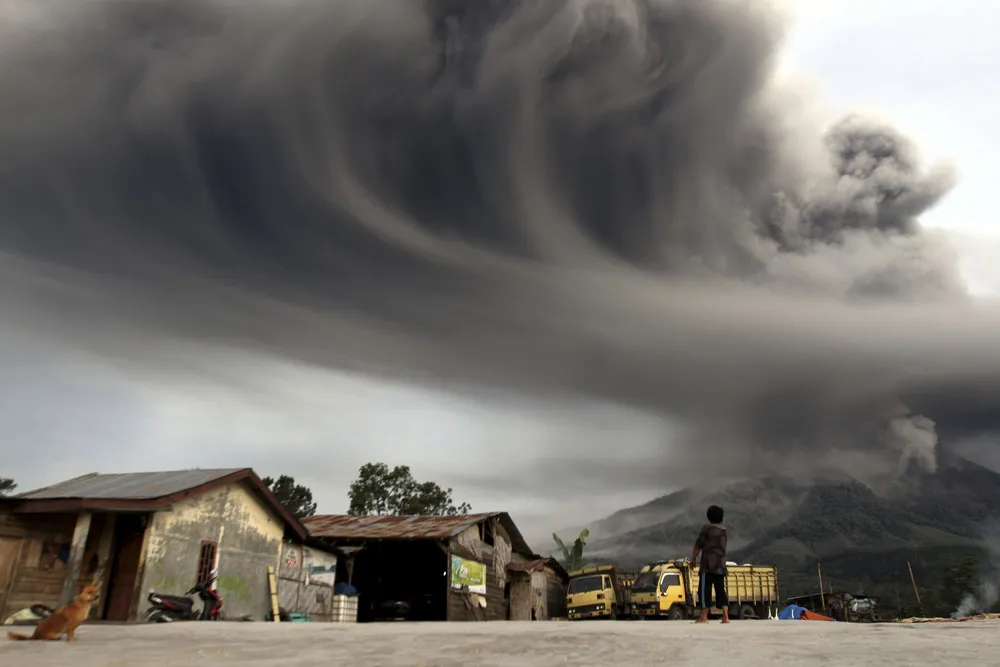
[779,0,1000,293]
[1,0,999,551]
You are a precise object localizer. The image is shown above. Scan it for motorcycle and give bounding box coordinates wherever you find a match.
[374,598,410,621]
[145,573,223,623]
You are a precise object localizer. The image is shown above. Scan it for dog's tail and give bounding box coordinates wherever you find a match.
[7,631,33,640]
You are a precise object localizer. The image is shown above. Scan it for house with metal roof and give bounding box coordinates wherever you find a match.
[0,468,338,624]
[303,512,567,622]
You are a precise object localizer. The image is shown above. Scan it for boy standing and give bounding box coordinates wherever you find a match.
[691,504,729,624]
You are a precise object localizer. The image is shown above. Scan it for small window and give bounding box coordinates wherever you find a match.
[481,522,495,546]
[660,573,681,590]
[196,541,217,584]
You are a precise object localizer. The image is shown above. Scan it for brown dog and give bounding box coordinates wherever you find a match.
[8,584,98,641]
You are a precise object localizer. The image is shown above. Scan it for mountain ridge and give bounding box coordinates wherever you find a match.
[561,452,1000,615]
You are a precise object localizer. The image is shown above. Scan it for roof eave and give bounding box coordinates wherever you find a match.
[8,469,310,542]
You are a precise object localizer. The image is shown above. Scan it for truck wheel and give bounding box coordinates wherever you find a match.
[738,604,756,620]
[667,607,684,621]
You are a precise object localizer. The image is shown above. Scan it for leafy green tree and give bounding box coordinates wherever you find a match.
[347,463,471,516]
[0,477,16,496]
[553,528,590,571]
[262,475,317,519]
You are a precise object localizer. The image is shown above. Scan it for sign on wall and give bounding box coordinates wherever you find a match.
[450,555,487,595]
[277,543,340,618]
[305,548,338,587]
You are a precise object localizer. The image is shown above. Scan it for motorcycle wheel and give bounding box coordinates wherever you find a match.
[146,610,174,623]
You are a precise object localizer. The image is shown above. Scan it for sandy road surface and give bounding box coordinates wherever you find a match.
[3,620,997,666]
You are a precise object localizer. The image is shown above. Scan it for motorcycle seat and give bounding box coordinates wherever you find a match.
[151,594,195,610]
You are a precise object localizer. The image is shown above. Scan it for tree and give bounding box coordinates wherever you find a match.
[347,462,471,516]
[0,477,15,496]
[262,475,317,519]
[943,556,979,597]
[941,556,985,617]
[553,528,590,571]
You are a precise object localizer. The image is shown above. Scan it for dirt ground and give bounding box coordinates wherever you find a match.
[3,619,998,666]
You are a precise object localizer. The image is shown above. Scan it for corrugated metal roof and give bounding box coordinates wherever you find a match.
[15,469,247,500]
[303,513,500,540]
[303,512,537,558]
[508,557,569,581]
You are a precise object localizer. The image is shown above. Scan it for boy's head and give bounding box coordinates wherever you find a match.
[706,505,724,524]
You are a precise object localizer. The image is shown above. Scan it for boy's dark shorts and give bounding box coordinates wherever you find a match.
[699,571,728,609]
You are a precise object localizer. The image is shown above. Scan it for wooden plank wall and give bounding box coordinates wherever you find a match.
[447,589,475,621]
[545,569,567,619]
[446,555,511,621]
[529,571,547,620]
[481,557,508,621]
[5,542,67,615]
[508,571,532,620]
[0,512,113,621]
[0,513,77,619]
[446,519,514,622]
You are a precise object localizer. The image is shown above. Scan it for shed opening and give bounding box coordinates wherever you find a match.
[349,540,448,622]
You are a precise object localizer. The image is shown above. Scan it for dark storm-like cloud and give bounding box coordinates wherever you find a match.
[0,0,997,478]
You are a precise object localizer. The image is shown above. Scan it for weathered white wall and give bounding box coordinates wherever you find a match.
[137,482,284,620]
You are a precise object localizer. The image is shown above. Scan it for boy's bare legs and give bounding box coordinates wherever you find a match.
[721,606,730,624]
[694,608,709,624]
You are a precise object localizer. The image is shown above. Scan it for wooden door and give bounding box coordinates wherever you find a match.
[104,516,147,621]
[0,537,24,618]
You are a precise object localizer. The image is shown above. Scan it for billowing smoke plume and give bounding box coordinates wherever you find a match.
[0,0,998,484]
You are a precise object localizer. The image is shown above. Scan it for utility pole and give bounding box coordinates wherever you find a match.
[907,560,923,615]
[817,562,826,609]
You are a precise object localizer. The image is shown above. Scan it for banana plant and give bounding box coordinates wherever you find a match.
[553,528,590,571]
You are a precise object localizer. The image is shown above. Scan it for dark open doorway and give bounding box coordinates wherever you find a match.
[103,514,148,621]
[351,541,448,622]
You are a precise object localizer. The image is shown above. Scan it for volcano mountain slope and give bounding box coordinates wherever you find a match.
[574,453,1000,616]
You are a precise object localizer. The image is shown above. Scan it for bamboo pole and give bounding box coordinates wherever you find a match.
[907,561,922,612]
[817,562,825,609]
[267,565,281,623]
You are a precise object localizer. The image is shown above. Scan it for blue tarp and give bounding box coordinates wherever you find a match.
[778,605,807,620]
[334,582,358,597]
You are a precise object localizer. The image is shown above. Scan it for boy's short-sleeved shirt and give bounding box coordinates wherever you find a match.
[694,523,728,575]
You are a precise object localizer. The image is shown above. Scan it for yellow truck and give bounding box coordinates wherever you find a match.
[629,560,779,620]
[565,565,634,620]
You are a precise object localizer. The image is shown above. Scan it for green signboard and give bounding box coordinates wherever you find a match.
[450,555,487,594]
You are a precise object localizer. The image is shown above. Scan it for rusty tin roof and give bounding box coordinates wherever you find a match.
[507,559,548,573]
[16,469,246,500]
[508,558,569,581]
[303,512,534,556]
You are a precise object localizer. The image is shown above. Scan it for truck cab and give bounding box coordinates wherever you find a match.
[630,562,689,619]
[630,559,779,620]
[565,565,630,620]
